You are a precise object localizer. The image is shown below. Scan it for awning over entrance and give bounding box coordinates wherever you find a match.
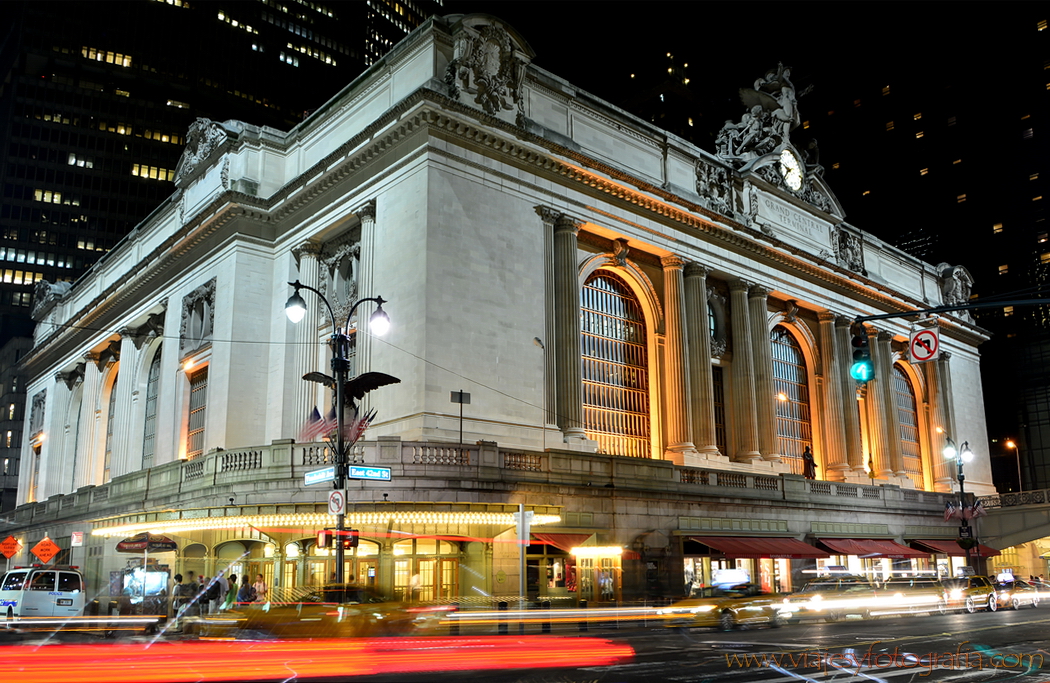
[532,533,595,553]
[690,536,830,559]
[910,539,1001,558]
[818,538,928,559]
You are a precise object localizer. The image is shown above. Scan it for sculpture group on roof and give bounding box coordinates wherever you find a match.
[716,63,806,165]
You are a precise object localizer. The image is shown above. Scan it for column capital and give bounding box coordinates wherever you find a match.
[748,283,772,298]
[684,262,711,279]
[353,199,376,222]
[661,254,686,270]
[818,310,837,323]
[554,213,583,235]
[730,277,754,293]
[834,313,854,327]
[939,351,952,361]
[534,205,561,225]
[292,241,322,259]
[876,330,894,343]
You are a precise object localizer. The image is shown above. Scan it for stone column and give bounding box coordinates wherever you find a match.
[749,284,779,461]
[292,241,322,434]
[661,255,698,463]
[684,263,720,455]
[818,312,849,480]
[729,279,760,462]
[553,213,587,442]
[77,352,101,488]
[865,327,892,478]
[536,207,559,432]
[353,202,377,413]
[933,351,958,490]
[835,317,866,471]
[112,332,137,477]
[876,331,906,476]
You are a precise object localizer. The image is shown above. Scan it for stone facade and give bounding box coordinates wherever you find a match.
[9,15,993,605]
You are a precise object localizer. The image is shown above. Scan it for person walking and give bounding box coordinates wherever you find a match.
[237,575,256,605]
[252,573,269,603]
[224,574,238,610]
[213,573,229,613]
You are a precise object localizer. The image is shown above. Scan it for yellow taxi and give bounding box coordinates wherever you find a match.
[199,585,454,638]
[781,575,873,622]
[658,583,788,631]
[943,575,999,613]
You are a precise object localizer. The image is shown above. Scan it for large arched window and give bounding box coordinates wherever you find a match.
[893,365,924,489]
[581,271,649,458]
[141,344,162,469]
[771,326,812,475]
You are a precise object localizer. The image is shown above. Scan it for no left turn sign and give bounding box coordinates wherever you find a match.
[328,490,346,516]
[909,328,939,363]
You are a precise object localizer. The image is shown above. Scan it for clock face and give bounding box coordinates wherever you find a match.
[779,149,803,191]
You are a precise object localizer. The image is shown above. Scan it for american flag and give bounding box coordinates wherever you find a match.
[944,501,958,521]
[321,406,338,439]
[344,407,377,446]
[971,500,987,518]
[298,407,324,442]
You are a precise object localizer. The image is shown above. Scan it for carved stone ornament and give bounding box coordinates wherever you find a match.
[937,263,975,322]
[174,118,228,186]
[694,160,732,215]
[445,17,531,117]
[835,225,865,274]
[708,288,729,357]
[612,238,630,268]
[56,363,86,390]
[716,63,804,167]
[180,278,217,355]
[29,389,46,436]
[124,309,167,350]
[30,279,73,322]
[93,339,121,371]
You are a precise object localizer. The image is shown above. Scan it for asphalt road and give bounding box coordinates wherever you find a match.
[5,607,1049,682]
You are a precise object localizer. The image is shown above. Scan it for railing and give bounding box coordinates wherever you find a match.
[978,487,1050,509]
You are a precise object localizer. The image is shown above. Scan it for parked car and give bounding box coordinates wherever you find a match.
[943,575,999,613]
[995,579,1041,610]
[658,583,789,631]
[781,575,873,622]
[199,585,454,639]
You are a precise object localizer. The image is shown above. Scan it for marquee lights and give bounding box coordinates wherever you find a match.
[92,511,562,537]
[570,546,625,557]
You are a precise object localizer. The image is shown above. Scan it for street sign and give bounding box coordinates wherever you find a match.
[31,538,61,564]
[909,328,940,363]
[305,466,336,486]
[959,525,973,538]
[0,535,21,559]
[348,466,392,481]
[70,531,84,547]
[328,490,346,516]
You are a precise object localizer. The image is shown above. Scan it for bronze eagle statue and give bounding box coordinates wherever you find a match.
[302,371,401,407]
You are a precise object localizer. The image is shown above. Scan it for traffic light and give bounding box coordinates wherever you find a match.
[317,530,333,549]
[341,529,360,549]
[849,324,874,383]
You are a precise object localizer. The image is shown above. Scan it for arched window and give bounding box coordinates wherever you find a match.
[581,271,649,458]
[893,365,924,489]
[771,326,812,475]
[141,345,162,469]
[104,374,118,482]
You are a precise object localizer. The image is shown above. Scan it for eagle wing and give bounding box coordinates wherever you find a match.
[302,371,337,389]
[344,372,401,401]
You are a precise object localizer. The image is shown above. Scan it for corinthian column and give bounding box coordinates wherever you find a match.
[749,284,779,461]
[729,279,761,462]
[875,331,905,477]
[553,213,587,443]
[353,201,377,390]
[865,326,892,477]
[818,312,849,480]
[292,241,322,434]
[835,316,865,472]
[931,351,957,491]
[536,207,559,431]
[661,255,698,463]
[684,263,720,456]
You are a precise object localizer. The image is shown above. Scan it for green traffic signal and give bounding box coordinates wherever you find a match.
[850,359,874,382]
[850,322,873,384]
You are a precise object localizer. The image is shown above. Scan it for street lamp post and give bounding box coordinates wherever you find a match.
[942,435,975,568]
[285,279,390,585]
[1005,439,1023,492]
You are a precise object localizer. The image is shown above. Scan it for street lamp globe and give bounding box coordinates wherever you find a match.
[942,436,958,460]
[369,304,390,336]
[285,290,308,323]
[960,442,974,463]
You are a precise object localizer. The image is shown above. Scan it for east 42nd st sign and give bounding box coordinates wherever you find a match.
[348,466,392,481]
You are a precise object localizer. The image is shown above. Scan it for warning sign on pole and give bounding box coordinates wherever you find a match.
[0,535,21,559]
[31,538,61,564]
[909,328,940,363]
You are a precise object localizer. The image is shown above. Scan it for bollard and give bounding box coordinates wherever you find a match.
[541,600,551,634]
[449,603,460,636]
[578,599,588,632]
[498,600,508,635]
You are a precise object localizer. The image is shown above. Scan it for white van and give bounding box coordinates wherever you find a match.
[0,565,86,620]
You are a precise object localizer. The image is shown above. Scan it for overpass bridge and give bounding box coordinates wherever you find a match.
[977,487,1050,550]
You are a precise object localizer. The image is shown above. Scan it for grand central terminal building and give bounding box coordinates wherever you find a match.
[6,14,1000,607]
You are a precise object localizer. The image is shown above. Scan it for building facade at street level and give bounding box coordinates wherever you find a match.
[6,15,1012,607]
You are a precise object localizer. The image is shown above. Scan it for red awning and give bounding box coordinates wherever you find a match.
[819,538,928,559]
[910,539,1001,558]
[531,533,594,553]
[690,537,829,559]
